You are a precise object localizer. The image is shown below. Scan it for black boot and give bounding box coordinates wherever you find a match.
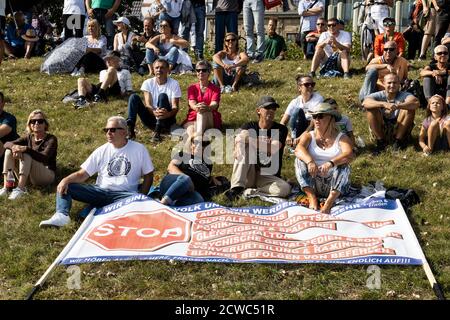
[127,122,136,140]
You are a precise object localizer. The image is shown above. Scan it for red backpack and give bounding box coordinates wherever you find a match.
[264,0,282,10]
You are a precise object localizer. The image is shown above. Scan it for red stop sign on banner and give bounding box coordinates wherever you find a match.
[85,209,192,251]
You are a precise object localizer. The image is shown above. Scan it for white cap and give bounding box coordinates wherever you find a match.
[113,17,130,27]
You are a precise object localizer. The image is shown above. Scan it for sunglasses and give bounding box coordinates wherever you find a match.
[384,22,395,26]
[327,23,337,27]
[225,38,236,42]
[29,119,46,125]
[384,47,396,52]
[103,127,125,133]
[436,51,449,56]
[196,68,209,73]
[262,105,278,110]
[301,82,316,88]
[312,114,327,120]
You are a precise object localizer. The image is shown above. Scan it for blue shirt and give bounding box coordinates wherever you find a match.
[5,23,32,48]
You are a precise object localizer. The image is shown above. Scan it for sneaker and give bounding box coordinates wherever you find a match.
[252,55,263,64]
[73,97,88,109]
[308,71,316,78]
[0,187,8,197]
[343,72,351,79]
[372,139,386,156]
[224,85,233,94]
[93,94,105,103]
[392,139,405,152]
[8,187,27,200]
[418,54,426,61]
[224,187,244,202]
[39,212,71,228]
[151,132,162,143]
[70,67,79,77]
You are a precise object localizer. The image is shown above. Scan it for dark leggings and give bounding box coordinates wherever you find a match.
[76,52,106,73]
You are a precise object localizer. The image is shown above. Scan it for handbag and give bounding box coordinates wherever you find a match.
[264,0,282,10]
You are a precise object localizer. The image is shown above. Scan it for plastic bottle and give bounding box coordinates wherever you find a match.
[5,169,15,191]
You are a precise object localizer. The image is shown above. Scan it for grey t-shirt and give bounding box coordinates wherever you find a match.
[214,0,240,12]
[366,90,412,120]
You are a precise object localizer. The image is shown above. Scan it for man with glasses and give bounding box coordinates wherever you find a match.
[359,41,408,102]
[39,116,154,228]
[362,73,420,153]
[374,17,406,58]
[224,96,291,202]
[309,17,352,79]
[304,17,327,59]
[263,18,287,61]
[420,45,450,104]
[126,59,181,142]
[298,0,324,60]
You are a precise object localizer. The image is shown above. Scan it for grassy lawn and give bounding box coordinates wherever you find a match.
[0,48,449,300]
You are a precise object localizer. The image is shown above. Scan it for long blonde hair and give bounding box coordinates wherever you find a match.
[87,19,101,39]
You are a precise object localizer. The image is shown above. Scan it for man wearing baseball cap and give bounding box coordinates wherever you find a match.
[225,96,291,201]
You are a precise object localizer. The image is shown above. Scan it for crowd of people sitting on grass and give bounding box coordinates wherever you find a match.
[0,0,449,228]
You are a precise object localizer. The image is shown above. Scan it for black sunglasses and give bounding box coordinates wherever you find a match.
[312,114,326,119]
[384,47,396,52]
[225,38,237,42]
[301,82,316,88]
[262,105,278,110]
[327,23,337,27]
[196,68,209,73]
[103,127,125,133]
[384,22,395,26]
[29,119,46,125]
[436,51,449,56]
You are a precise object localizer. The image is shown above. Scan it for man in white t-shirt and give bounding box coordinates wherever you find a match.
[309,17,352,79]
[127,59,181,142]
[39,116,154,228]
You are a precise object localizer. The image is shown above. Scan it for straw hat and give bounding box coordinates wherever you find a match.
[308,103,342,121]
[21,29,39,42]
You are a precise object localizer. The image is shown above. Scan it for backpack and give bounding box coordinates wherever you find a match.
[403,79,427,109]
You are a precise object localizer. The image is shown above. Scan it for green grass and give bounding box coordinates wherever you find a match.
[0,50,449,300]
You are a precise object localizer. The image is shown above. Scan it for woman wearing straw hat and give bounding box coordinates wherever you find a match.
[294,102,353,214]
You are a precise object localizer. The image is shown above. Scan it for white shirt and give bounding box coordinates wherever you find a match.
[298,0,324,33]
[85,35,107,56]
[162,0,183,18]
[285,92,324,120]
[336,115,353,134]
[99,69,133,93]
[63,0,86,15]
[0,0,5,17]
[140,77,182,110]
[81,140,154,192]
[318,30,352,57]
[308,131,344,167]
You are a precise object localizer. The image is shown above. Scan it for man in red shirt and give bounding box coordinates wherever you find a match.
[374,17,406,58]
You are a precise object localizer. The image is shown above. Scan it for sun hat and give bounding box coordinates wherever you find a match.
[308,102,341,121]
[256,96,280,109]
[21,29,39,42]
[113,17,131,27]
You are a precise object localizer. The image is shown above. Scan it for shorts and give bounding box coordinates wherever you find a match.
[368,115,413,144]
[432,135,449,151]
[92,81,122,97]
[424,8,437,35]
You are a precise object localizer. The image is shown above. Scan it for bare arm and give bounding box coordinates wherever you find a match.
[397,95,420,111]
[362,97,389,110]
[140,171,153,195]
[418,126,429,152]
[0,124,12,139]
[57,169,90,195]
[167,159,184,175]
[143,91,154,112]
[170,36,189,49]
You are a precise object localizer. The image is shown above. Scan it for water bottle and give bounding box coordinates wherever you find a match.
[5,169,15,191]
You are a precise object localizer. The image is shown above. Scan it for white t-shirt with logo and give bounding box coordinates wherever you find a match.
[81,140,154,192]
[63,0,86,15]
[140,77,182,110]
[318,30,352,57]
[284,92,324,120]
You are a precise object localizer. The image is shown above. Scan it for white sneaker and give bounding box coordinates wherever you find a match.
[0,187,8,197]
[8,187,27,200]
[70,67,79,77]
[39,212,71,228]
[224,85,233,94]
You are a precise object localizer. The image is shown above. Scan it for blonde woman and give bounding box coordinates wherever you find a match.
[71,19,107,76]
[212,32,249,93]
[0,110,58,200]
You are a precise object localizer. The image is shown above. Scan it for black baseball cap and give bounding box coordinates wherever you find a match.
[257,96,279,109]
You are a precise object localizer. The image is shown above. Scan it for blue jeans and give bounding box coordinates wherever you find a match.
[56,183,136,216]
[359,68,378,102]
[181,5,206,56]
[305,41,317,59]
[243,0,265,58]
[160,174,204,206]
[145,46,179,67]
[288,108,309,139]
[127,93,175,133]
[159,13,181,35]
[214,11,238,53]
[423,75,450,100]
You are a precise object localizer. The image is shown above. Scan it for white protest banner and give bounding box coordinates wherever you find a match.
[59,195,424,266]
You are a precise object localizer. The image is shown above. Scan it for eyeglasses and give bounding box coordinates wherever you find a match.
[103,127,125,133]
[384,47,396,52]
[225,38,236,42]
[29,119,46,125]
[436,51,449,56]
[301,82,316,88]
[312,114,326,120]
[327,23,337,27]
[196,68,209,73]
